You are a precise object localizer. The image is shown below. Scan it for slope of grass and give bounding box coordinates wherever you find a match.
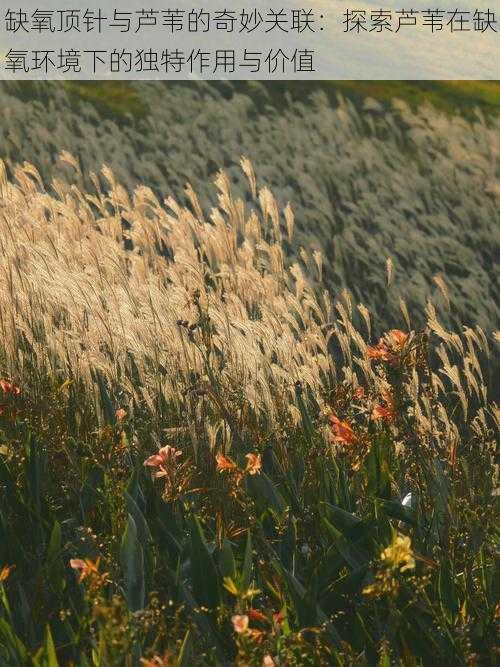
[1,81,498,350]
[229,80,500,120]
[5,80,500,124]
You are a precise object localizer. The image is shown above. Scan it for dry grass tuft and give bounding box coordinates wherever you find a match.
[0,158,497,456]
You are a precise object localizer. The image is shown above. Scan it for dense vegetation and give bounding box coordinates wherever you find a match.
[0,154,498,665]
[1,81,499,343]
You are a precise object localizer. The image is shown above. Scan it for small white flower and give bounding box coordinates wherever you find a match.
[401,492,413,509]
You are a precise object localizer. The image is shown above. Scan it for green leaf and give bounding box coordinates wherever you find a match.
[242,531,253,591]
[279,564,317,628]
[431,458,451,544]
[280,515,297,571]
[378,647,391,667]
[189,516,221,610]
[365,435,391,499]
[126,468,146,513]
[295,382,314,439]
[0,617,28,665]
[217,539,236,580]
[439,561,459,621]
[324,564,370,600]
[44,625,59,667]
[174,577,225,659]
[378,499,416,526]
[0,582,11,620]
[120,514,145,611]
[322,518,369,570]
[177,629,193,667]
[79,465,104,520]
[46,521,65,596]
[46,521,62,565]
[321,502,362,533]
[272,560,342,647]
[124,490,154,593]
[246,472,286,514]
[24,433,46,517]
[94,369,116,426]
[124,491,152,546]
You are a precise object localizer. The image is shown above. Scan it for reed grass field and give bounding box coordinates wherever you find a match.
[0,82,498,665]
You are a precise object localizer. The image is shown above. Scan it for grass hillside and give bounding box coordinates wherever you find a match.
[0,81,499,345]
[8,81,500,121]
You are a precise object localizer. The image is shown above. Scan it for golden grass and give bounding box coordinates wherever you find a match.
[0,157,497,455]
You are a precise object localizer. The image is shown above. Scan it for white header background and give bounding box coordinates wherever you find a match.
[0,0,498,79]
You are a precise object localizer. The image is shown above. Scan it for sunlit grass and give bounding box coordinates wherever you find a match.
[0,157,497,665]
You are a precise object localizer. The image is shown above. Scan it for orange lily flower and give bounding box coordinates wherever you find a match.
[0,379,20,396]
[273,610,285,625]
[140,654,170,667]
[367,329,408,364]
[216,453,237,472]
[354,386,365,399]
[263,657,276,667]
[388,329,408,348]
[70,557,100,583]
[248,608,267,623]
[232,614,249,634]
[245,453,262,476]
[371,389,396,422]
[144,446,182,478]
[329,414,356,445]
[115,408,127,422]
[367,340,391,361]
[371,404,394,421]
